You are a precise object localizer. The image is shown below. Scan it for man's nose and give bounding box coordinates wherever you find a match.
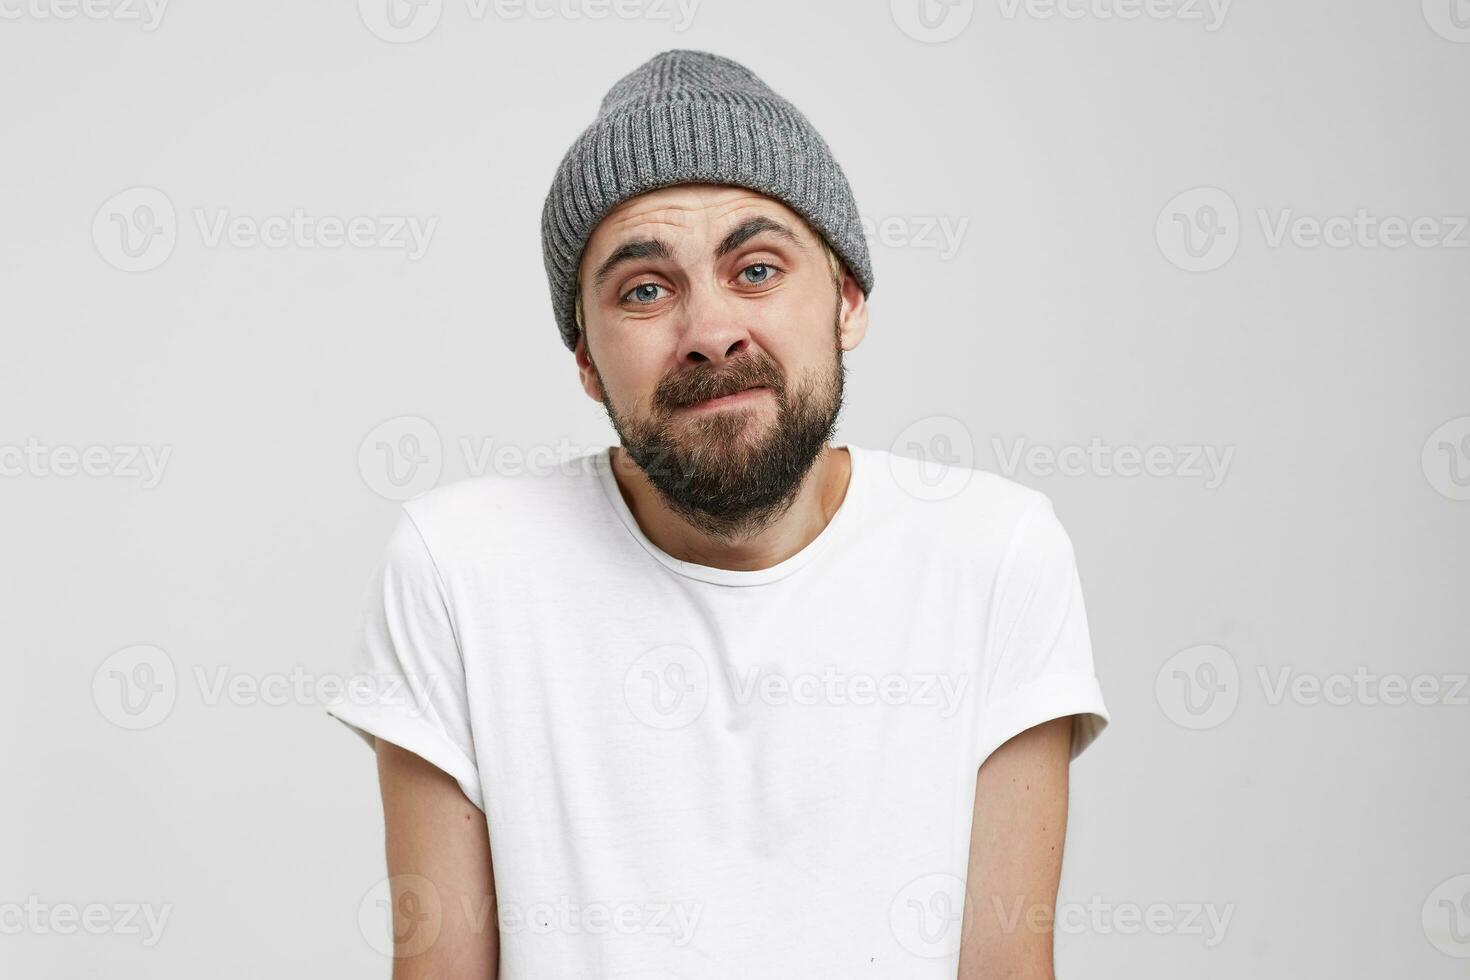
[676,285,752,365]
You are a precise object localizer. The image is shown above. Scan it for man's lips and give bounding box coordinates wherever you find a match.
[679,385,770,411]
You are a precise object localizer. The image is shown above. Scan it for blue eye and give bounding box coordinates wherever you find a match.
[742,263,772,284]
[624,282,665,304]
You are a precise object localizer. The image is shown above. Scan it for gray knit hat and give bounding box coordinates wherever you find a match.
[540,49,874,352]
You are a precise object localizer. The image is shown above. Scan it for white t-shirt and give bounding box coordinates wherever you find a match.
[327,442,1109,979]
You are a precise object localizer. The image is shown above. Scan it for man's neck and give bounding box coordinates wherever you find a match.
[608,443,853,573]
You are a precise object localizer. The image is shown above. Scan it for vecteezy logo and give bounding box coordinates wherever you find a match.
[1156,187,1240,272]
[93,187,177,272]
[359,874,443,958]
[623,644,709,730]
[358,0,443,42]
[1155,644,1239,729]
[890,416,975,502]
[92,644,178,729]
[1422,874,1470,958]
[889,872,970,958]
[358,416,443,501]
[1423,0,1470,42]
[890,0,975,42]
[1422,416,1470,501]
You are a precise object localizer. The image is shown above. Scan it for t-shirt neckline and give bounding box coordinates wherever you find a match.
[594,443,862,587]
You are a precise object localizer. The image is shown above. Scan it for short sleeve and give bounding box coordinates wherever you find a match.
[974,493,1110,767]
[324,508,483,810]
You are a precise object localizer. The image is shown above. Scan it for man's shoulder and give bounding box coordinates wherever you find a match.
[853,443,1075,589]
[397,447,608,556]
[860,442,1051,533]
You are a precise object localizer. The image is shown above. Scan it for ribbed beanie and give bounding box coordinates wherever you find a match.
[540,49,874,352]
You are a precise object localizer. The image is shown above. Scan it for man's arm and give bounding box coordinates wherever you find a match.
[376,738,499,979]
[957,715,1073,980]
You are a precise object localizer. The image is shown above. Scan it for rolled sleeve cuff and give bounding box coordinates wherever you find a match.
[973,673,1110,770]
[325,704,484,812]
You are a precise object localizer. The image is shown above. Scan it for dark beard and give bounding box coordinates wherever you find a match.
[591,323,846,542]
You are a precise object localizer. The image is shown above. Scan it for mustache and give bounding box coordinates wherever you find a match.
[657,357,783,409]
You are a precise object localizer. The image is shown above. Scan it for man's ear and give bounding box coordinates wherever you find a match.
[574,330,606,404]
[837,268,869,352]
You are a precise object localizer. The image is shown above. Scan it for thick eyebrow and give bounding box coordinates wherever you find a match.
[591,238,674,291]
[713,216,807,259]
[589,216,807,292]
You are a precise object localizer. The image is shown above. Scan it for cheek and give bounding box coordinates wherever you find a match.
[755,286,839,357]
[601,347,669,410]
